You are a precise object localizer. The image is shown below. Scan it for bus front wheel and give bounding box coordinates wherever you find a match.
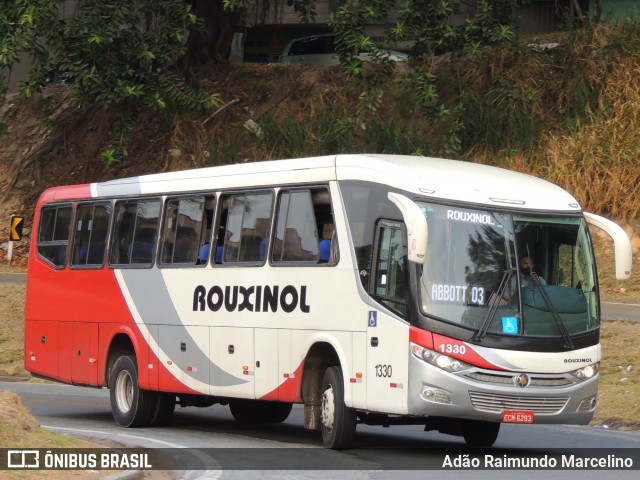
[109,355,155,427]
[320,366,357,449]
[462,420,500,447]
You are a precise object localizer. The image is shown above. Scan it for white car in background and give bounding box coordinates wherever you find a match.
[281,33,408,67]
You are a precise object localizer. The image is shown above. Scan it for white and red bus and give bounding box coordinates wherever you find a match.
[24,154,632,448]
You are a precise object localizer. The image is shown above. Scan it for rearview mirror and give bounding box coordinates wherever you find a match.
[584,212,632,280]
[388,192,428,264]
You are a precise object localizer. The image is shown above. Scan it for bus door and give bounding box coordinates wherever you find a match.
[366,220,411,414]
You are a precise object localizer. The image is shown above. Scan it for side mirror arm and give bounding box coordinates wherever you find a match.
[584,212,632,280]
[388,192,428,264]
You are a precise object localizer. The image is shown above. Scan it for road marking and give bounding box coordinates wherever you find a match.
[602,302,640,307]
[43,425,223,478]
[43,425,187,448]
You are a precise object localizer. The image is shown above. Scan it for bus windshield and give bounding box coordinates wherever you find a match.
[417,202,599,338]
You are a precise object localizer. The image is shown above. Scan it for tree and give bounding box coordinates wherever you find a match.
[1,0,521,161]
[328,0,520,149]
[0,0,60,97]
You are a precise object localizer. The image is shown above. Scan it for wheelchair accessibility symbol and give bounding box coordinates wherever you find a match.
[502,316,518,335]
[368,311,377,327]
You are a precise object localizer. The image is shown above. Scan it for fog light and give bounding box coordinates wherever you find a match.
[577,395,597,412]
[421,386,451,404]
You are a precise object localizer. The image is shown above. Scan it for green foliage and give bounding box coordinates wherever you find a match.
[221,106,435,162]
[329,0,522,139]
[49,1,203,110]
[100,112,136,166]
[1,0,222,165]
[461,79,542,153]
[0,0,61,96]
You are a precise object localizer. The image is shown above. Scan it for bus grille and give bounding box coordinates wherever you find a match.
[465,371,574,387]
[469,391,569,414]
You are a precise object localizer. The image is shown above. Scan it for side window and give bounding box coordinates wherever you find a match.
[272,187,337,265]
[371,220,408,317]
[217,192,273,264]
[160,196,214,266]
[37,204,73,268]
[109,199,161,266]
[71,203,111,267]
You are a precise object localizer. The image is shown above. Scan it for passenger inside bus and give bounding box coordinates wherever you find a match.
[503,255,546,303]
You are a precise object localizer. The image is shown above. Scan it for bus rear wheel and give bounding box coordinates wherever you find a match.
[150,392,176,427]
[462,420,500,447]
[109,355,155,427]
[229,400,293,423]
[320,366,357,449]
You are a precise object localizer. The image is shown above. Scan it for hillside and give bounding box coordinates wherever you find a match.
[0,62,346,265]
[1,26,639,287]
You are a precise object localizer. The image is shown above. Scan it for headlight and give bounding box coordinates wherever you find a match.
[571,362,600,380]
[411,344,472,372]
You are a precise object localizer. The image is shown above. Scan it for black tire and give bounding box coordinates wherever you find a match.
[109,355,155,427]
[150,392,176,427]
[320,366,357,449]
[229,399,293,423]
[462,420,500,447]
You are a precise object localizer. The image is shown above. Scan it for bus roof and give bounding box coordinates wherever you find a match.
[41,154,581,213]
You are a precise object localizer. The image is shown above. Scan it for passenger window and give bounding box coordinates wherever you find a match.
[71,203,110,267]
[372,220,408,317]
[273,187,337,264]
[109,199,161,266]
[37,204,73,268]
[217,192,273,264]
[160,196,214,266]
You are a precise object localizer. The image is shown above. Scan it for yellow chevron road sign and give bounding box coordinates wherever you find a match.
[9,215,24,241]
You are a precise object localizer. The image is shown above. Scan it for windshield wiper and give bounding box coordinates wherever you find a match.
[530,274,575,349]
[473,268,514,343]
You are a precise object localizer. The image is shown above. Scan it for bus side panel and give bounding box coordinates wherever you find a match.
[24,320,59,381]
[56,322,99,385]
[209,327,254,398]
[158,325,210,395]
[254,328,280,399]
[351,331,367,409]
[98,322,156,390]
[290,330,357,406]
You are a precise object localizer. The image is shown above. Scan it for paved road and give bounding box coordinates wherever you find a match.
[601,301,640,321]
[2,381,640,479]
[0,272,26,285]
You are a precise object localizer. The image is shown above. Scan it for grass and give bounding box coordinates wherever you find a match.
[0,285,28,376]
[462,23,640,221]
[594,321,640,428]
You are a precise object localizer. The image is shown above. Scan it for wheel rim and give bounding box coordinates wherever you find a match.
[321,383,335,432]
[115,369,134,414]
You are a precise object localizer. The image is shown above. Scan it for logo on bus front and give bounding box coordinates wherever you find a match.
[515,373,530,388]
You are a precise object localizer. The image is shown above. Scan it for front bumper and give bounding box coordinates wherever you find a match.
[407,354,598,425]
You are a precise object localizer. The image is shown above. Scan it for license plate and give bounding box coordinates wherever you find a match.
[502,410,534,423]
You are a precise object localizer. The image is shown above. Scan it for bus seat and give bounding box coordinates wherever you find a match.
[174,235,197,263]
[197,243,210,264]
[319,239,331,263]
